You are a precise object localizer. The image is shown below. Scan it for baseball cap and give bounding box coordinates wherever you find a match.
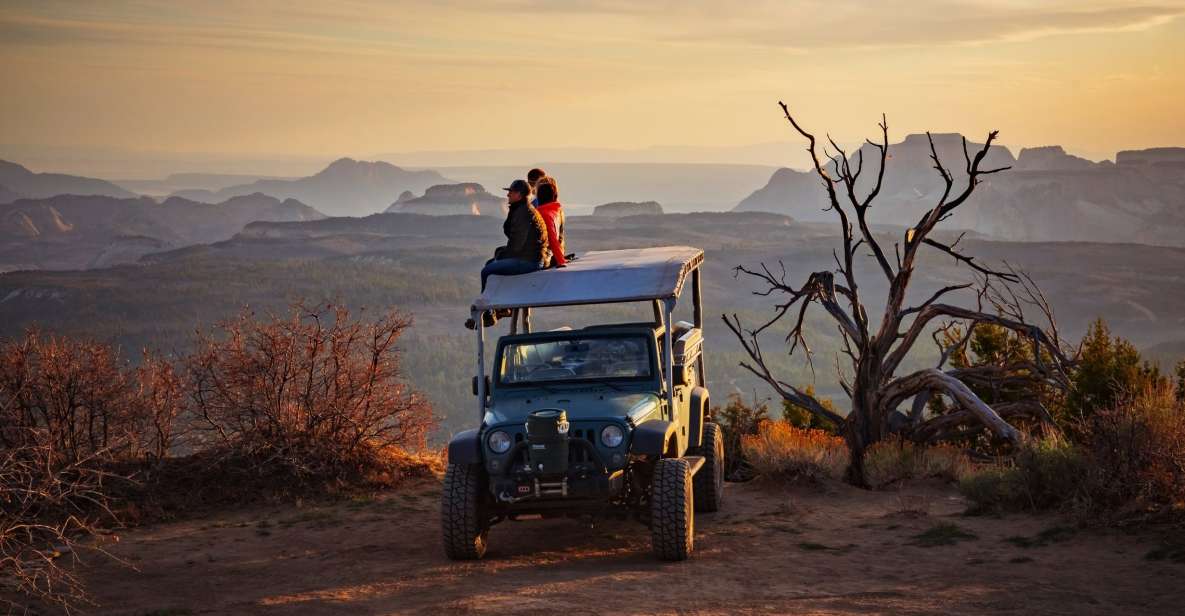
[502,179,529,194]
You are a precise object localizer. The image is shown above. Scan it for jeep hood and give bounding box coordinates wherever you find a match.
[484,390,661,427]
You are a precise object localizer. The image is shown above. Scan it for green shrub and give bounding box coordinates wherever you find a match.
[716,393,770,479]
[959,437,1088,514]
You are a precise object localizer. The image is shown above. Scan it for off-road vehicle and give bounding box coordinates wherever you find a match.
[442,246,723,561]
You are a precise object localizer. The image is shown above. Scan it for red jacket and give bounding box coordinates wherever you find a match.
[535,201,567,267]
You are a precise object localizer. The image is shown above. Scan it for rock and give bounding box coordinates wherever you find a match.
[1015,146,1096,171]
[385,183,505,217]
[592,201,664,217]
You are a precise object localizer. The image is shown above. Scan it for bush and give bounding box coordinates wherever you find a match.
[863,438,972,488]
[1059,319,1167,431]
[780,384,839,433]
[1080,384,1185,518]
[185,304,435,487]
[716,393,770,479]
[959,437,1088,514]
[0,304,436,610]
[1,440,117,613]
[741,420,848,482]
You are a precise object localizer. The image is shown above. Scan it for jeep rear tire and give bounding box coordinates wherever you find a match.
[650,457,694,561]
[441,463,489,560]
[692,421,724,513]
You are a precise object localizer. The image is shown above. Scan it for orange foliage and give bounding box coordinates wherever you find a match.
[740,420,849,481]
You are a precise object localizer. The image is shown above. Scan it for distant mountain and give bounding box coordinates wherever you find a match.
[385,183,505,216]
[0,185,21,204]
[593,201,664,217]
[1014,146,1097,172]
[437,163,779,213]
[0,193,323,271]
[170,158,450,217]
[115,172,292,197]
[0,160,136,199]
[734,135,1185,246]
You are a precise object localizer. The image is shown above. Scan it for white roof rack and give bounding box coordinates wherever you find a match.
[473,246,704,311]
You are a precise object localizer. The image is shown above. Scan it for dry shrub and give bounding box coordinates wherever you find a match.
[0,332,183,467]
[741,420,848,482]
[863,438,972,489]
[184,304,435,489]
[0,439,118,614]
[1,304,435,610]
[1081,383,1185,518]
[960,383,1185,520]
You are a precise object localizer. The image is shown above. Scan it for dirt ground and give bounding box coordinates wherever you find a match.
[74,479,1183,615]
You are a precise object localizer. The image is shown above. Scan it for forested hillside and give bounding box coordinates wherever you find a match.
[3,211,1184,437]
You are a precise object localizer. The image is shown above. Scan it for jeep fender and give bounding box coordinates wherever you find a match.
[687,387,710,449]
[631,419,676,457]
[447,428,482,466]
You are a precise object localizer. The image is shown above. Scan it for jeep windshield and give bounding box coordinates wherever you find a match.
[498,335,653,385]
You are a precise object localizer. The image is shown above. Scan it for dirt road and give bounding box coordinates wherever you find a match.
[81,480,1182,615]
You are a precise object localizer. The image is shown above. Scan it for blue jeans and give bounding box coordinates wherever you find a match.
[481,258,541,291]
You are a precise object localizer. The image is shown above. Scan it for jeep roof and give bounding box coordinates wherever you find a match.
[473,246,704,312]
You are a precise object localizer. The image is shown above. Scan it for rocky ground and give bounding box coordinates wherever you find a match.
[70,479,1184,615]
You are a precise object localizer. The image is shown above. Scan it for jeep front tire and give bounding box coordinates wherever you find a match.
[692,421,724,512]
[650,457,694,560]
[441,463,489,560]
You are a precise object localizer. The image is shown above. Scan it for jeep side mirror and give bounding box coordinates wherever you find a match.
[471,375,491,397]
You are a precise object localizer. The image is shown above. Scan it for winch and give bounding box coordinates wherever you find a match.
[525,409,569,476]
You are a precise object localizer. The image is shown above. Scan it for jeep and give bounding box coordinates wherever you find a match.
[442,246,723,561]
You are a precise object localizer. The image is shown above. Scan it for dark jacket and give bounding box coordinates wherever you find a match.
[495,199,550,264]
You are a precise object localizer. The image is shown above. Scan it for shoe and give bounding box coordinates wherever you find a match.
[465,311,498,330]
[494,308,513,319]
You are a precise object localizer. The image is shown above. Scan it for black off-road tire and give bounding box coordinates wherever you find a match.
[650,457,694,561]
[441,463,489,560]
[692,422,724,513]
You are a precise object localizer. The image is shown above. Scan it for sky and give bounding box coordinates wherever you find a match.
[2,0,1184,176]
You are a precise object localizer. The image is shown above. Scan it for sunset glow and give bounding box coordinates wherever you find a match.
[2,0,1184,173]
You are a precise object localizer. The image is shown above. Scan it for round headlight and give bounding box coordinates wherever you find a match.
[488,430,512,454]
[600,425,624,448]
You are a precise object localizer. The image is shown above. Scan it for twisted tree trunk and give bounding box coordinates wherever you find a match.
[725,103,1071,486]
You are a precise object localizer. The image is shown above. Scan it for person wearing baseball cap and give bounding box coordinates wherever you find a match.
[466,179,551,329]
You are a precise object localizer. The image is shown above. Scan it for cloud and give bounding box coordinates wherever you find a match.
[658,1,1185,50]
[4,1,1182,57]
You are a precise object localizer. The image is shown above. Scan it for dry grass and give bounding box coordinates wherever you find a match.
[741,420,849,482]
[863,438,973,489]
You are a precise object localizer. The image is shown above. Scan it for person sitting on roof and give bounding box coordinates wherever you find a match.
[527,167,546,206]
[467,179,551,330]
[534,177,568,268]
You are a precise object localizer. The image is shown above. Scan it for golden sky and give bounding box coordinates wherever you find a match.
[2,0,1184,168]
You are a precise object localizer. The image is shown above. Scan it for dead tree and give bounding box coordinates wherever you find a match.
[724,103,1071,485]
